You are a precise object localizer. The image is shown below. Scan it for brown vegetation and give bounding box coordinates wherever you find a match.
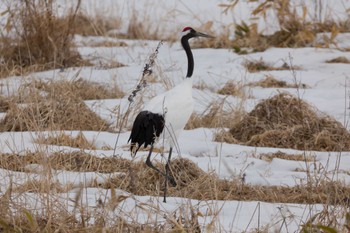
[185,101,243,129]
[244,59,295,73]
[1,151,348,206]
[326,56,350,64]
[0,78,124,131]
[217,80,245,96]
[36,132,96,150]
[226,93,350,151]
[249,75,306,88]
[194,0,350,52]
[0,0,88,77]
[27,78,125,100]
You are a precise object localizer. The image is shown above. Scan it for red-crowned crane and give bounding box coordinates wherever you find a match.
[128,27,213,203]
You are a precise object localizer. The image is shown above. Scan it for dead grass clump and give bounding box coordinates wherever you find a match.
[185,102,243,129]
[122,14,163,40]
[72,13,119,36]
[30,78,125,100]
[326,56,350,64]
[249,75,304,88]
[12,179,66,193]
[49,152,131,173]
[258,151,315,162]
[36,132,95,150]
[0,94,109,131]
[244,59,294,73]
[0,0,87,77]
[217,81,245,96]
[227,93,350,151]
[0,151,131,173]
[214,129,240,144]
[0,153,38,172]
[0,96,11,112]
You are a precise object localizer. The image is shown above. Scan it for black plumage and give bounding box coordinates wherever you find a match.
[128,110,165,154]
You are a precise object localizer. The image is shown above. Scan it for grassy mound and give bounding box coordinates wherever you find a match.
[228,93,350,151]
[0,94,109,131]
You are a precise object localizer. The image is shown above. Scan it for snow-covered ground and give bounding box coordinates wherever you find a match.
[1,0,350,232]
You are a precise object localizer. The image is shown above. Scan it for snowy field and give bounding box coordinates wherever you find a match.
[1,0,350,232]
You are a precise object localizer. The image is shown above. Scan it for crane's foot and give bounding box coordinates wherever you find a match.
[168,175,177,187]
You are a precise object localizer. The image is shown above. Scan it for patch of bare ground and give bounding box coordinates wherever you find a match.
[326,56,350,64]
[225,93,350,151]
[1,151,348,205]
[248,75,307,88]
[244,59,299,73]
[258,151,315,162]
[217,80,245,96]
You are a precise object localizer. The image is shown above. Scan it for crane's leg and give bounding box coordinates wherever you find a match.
[163,147,176,203]
[145,145,175,188]
[145,144,164,175]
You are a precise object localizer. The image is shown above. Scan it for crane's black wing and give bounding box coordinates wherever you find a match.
[128,111,165,155]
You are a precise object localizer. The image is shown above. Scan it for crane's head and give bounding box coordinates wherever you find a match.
[181,27,214,39]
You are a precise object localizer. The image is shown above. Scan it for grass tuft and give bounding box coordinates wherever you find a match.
[0,0,88,77]
[248,75,307,88]
[244,59,296,73]
[326,56,350,64]
[36,132,96,150]
[227,93,350,151]
[0,94,109,131]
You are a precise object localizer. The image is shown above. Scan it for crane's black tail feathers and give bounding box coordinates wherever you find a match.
[128,111,165,156]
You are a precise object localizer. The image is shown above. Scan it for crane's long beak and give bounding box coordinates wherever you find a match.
[195,31,215,38]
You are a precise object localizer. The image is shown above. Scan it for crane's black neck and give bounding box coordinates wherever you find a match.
[181,35,194,78]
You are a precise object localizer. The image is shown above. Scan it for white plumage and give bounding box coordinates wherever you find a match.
[143,78,194,146]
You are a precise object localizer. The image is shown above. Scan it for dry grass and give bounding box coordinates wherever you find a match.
[244,59,296,73]
[326,56,350,64]
[185,101,244,130]
[0,96,11,112]
[36,132,96,150]
[258,151,315,162]
[0,151,130,173]
[0,150,349,232]
[2,151,347,205]
[86,40,128,48]
[26,78,125,100]
[0,0,89,77]
[199,0,350,52]
[0,93,109,132]
[72,13,120,36]
[217,80,245,96]
[0,78,124,131]
[226,93,350,151]
[249,75,307,88]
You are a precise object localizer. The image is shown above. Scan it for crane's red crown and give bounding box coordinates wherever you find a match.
[182,27,193,32]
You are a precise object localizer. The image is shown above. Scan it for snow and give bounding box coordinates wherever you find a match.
[1,0,350,232]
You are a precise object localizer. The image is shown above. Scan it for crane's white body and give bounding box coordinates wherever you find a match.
[143,78,193,146]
